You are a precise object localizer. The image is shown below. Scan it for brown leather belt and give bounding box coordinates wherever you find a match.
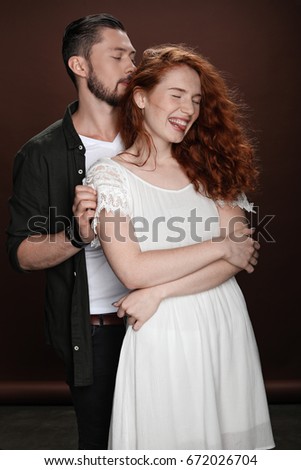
[90,313,124,326]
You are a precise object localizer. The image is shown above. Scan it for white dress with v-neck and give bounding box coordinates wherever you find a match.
[85,156,274,450]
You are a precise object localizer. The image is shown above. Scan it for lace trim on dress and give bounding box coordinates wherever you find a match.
[83,159,132,248]
[216,192,255,213]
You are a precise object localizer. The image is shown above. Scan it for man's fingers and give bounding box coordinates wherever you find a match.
[73,185,97,215]
[75,185,97,195]
[75,200,97,212]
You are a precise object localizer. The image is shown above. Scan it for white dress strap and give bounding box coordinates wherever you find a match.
[216,192,255,213]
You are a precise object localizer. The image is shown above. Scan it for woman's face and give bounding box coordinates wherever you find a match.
[136,65,201,148]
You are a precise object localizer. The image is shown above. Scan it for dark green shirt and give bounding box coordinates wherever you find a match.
[6,102,94,386]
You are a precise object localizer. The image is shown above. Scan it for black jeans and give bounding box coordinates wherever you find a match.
[69,324,125,449]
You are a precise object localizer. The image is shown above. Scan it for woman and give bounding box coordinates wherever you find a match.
[85,44,274,449]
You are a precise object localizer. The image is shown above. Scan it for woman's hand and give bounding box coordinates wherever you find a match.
[222,227,260,273]
[113,286,164,331]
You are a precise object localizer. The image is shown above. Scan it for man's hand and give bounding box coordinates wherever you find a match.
[72,185,97,243]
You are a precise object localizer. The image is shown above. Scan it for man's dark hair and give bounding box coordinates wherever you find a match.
[62,13,126,85]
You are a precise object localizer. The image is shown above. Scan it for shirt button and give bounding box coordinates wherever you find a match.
[78,169,83,175]
[73,271,77,276]
[74,346,80,351]
[78,145,83,150]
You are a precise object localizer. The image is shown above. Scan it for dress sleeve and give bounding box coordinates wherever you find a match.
[216,192,255,213]
[84,158,132,246]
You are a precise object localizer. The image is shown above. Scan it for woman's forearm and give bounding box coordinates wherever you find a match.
[100,230,225,289]
[97,210,255,290]
[156,260,241,300]
[113,260,241,331]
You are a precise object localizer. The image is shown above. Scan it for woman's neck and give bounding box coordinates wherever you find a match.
[124,139,173,168]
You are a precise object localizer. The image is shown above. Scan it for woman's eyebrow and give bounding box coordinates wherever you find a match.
[168,87,202,97]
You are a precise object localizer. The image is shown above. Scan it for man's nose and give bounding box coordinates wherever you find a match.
[125,57,136,74]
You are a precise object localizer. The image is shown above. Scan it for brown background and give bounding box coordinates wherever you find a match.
[0,0,300,404]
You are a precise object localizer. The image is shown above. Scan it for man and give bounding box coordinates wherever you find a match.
[6,13,136,449]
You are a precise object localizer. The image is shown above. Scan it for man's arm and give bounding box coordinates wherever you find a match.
[17,232,79,270]
[15,184,97,271]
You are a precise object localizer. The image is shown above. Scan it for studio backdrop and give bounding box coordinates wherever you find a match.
[0,0,300,404]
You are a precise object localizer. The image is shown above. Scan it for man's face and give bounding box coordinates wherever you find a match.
[86,28,136,106]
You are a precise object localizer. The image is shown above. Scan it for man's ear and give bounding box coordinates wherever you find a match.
[68,56,88,79]
[133,88,147,109]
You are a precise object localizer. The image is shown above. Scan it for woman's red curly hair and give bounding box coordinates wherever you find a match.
[119,44,259,201]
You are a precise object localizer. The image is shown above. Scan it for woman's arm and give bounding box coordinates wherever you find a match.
[113,259,240,330]
[114,204,258,330]
[96,204,257,290]
[155,205,257,296]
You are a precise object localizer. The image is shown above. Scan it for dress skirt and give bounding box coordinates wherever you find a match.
[109,278,274,449]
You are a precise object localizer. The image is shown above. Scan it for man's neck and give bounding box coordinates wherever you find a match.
[72,95,119,142]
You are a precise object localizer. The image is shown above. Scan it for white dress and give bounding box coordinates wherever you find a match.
[85,156,275,450]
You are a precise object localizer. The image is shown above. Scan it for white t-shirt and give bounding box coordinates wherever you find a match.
[80,133,129,314]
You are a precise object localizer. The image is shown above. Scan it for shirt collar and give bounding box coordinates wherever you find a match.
[62,101,84,150]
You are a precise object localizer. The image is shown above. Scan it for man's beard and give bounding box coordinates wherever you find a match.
[87,68,121,107]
